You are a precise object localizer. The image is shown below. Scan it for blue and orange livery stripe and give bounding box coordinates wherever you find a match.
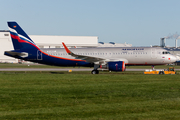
[10,33,86,62]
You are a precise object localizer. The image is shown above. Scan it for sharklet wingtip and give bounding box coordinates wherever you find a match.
[62,42,71,54]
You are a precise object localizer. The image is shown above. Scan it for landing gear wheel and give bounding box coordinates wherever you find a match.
[91,70,99,74]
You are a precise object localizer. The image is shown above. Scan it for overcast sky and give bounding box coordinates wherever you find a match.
[1,0,180,47]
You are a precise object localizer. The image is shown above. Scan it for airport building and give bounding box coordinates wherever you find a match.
[159,37,180,63]
[0,31,132,63]
[98,42,132,47]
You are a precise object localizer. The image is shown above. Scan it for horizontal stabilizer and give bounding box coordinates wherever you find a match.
[4,51,28,58]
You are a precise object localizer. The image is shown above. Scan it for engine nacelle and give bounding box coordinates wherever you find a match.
[108,61,125,71]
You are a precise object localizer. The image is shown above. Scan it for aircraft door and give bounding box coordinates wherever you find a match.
[151,48,157,59]
[37,50,42,60]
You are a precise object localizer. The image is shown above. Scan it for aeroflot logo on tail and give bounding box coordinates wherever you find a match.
[122,48,144,50]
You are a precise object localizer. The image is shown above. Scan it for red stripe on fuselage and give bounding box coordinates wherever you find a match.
[10,34,85,62]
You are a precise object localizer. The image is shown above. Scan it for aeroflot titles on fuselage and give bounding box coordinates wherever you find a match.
[122,48,144,50]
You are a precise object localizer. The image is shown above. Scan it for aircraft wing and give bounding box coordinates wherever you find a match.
[62,42,105,63]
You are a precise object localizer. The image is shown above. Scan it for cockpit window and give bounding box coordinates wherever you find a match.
[162,51,170,54]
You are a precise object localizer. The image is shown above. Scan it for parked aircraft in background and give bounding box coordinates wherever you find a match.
[4,22,177,74]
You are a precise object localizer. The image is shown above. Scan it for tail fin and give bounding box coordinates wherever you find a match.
[8,22,37,50]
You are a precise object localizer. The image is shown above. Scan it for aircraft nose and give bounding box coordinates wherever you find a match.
[176,56,180,62]
[170,55,178,62]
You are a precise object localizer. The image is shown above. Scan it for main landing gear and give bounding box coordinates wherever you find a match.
[91,64,99,74]
[91,70,99,74]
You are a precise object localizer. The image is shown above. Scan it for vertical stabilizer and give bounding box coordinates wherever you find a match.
[8,22,37,50]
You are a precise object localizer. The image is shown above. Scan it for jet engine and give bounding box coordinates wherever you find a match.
[108,61,125,71]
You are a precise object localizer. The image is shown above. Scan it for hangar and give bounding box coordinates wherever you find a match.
[0,31,132,63]
[0,31,98,63]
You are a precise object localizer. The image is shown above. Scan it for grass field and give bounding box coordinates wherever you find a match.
[0,71,180,119]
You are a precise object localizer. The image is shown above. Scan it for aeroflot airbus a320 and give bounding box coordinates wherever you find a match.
[4,22,177,74]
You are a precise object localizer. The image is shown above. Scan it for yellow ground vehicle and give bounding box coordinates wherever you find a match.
[144,67,176,74]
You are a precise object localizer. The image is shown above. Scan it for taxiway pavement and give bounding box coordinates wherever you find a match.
[1,68,178,71]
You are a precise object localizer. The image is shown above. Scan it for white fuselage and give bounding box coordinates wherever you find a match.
[41,47,177,65]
